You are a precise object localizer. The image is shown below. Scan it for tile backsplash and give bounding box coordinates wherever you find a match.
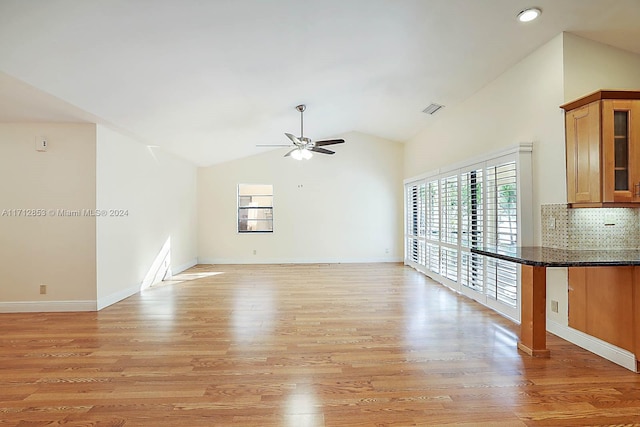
[541,204,640,250]
[541,204,569,249]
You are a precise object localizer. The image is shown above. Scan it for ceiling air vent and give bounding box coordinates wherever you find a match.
[422,103,444,115]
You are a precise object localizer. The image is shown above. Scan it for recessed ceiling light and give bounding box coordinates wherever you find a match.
[517,7,541,22]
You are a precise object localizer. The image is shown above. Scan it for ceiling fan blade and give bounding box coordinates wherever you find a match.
[314,139,345,146]
[285,132,302,146]
[310,147,335,155]
[284,148,297,157]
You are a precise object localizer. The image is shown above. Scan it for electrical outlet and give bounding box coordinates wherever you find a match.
[604,212,616,226]
[551,300,559,313]
[253,249,257,255]
[385,248,390,254]
[35,136,48,152]
[39,284,47,295]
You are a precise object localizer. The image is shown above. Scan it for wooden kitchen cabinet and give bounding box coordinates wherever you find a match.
[568,266,635,352]
[562,90,640,207]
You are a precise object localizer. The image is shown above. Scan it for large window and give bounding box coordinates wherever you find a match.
[404,144,532,321]
[238,184,273,233]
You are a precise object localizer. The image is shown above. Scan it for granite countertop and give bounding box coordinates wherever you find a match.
[471,246,640,267]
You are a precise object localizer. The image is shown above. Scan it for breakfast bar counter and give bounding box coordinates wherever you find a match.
[471,246,640,358]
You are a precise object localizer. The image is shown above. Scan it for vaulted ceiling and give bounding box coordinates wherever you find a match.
[1,0,639,166]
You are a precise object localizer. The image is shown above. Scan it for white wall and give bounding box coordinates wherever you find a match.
[96,125,198,309]
[0,123,97,311]
[198,131,403,264]
[405,33,567,243]
[563,33,640,103]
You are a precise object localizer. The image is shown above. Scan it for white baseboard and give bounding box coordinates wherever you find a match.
[172,258,198,274]
[197,256,403,265]
[97,258,198,310]
[97,283,140,311]
[0,300,96,313]
[547,319,637,372]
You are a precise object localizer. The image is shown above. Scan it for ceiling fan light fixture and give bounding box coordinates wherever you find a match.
[291,148,312,160]
[291,149,303,160]
[517,7,541,22]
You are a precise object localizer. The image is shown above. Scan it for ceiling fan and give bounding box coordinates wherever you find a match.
[257,104,345,160]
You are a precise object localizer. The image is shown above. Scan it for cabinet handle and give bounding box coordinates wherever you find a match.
[635,182,640,197]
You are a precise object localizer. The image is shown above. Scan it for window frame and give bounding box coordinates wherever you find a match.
[237,184,274,233]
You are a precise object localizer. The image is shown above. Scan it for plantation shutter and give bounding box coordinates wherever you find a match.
[485,161,518,307]
[404,143,531,322]
[426,179,440,273]
[460,168,484,292]
[418,183,426,265]
[440,175,458,281]
[406,184,420,263]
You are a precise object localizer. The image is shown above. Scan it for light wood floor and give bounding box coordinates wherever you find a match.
[2,263,640,426]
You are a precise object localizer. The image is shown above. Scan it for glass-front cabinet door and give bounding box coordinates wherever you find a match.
[602,100,640,203]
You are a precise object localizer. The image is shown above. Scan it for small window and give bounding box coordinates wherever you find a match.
[238,184,273,233]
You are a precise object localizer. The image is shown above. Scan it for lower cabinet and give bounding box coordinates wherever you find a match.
[568,266,639,359]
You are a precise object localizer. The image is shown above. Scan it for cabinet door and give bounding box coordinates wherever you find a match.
[602,100,640,202]
[568,266,634,352]
[568,267,587,331]
[585,267,634,352]
[565,102,601,204]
